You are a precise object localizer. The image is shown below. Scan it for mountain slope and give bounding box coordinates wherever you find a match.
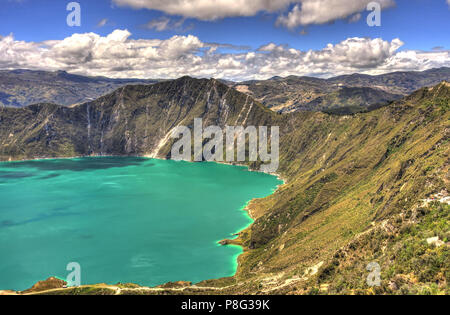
[294,87,403,114]
[0,76,278,161]
[0,69,158,108]
[234,75,333,112]
[231,82,449,294]
[0,78,449,295]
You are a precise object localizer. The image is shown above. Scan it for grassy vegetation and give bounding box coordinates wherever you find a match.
[314,202,449,295]
[231,82,449,294]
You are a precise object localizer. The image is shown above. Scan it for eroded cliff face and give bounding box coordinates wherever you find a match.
[0,77,280,161]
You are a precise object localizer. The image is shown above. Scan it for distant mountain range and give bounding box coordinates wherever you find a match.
[0,69,159,108]
[232,67,450,113]
[1,68,449,114]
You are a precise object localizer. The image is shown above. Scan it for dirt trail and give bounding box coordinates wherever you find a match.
[10,283,235,295]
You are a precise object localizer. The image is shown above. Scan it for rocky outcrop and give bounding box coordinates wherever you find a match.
[21,277,67,294]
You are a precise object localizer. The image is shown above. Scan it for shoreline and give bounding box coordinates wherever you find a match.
[0,154,287,291]
[1,154,287,183]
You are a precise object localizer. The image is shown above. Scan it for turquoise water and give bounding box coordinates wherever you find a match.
[0,157,282,291]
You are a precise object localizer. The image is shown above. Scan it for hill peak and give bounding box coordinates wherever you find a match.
[425,80,450,93]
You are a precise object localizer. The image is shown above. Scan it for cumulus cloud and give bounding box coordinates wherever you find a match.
[0,30,448,81]
[112,0,395,27]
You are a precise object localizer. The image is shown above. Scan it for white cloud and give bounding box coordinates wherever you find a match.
[112,0,294,20]
[348,13,362,23]
[143,17,190,32]
[97,18,108,27]
[144,17,172,31]
[112,0,395,27]
[0,30,448,81]
[277,0,395,28]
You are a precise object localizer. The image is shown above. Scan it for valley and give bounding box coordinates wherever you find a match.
[0,75,448,295]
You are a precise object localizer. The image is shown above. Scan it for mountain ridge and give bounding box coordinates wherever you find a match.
[2,67,449,115]
[0,69,160,108]
[232,67,450,113]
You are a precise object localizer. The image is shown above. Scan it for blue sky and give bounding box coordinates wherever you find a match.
[1,0,449,50]
[0,0,449,80]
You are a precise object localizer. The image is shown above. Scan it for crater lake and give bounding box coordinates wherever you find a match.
[0,157,282,291]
